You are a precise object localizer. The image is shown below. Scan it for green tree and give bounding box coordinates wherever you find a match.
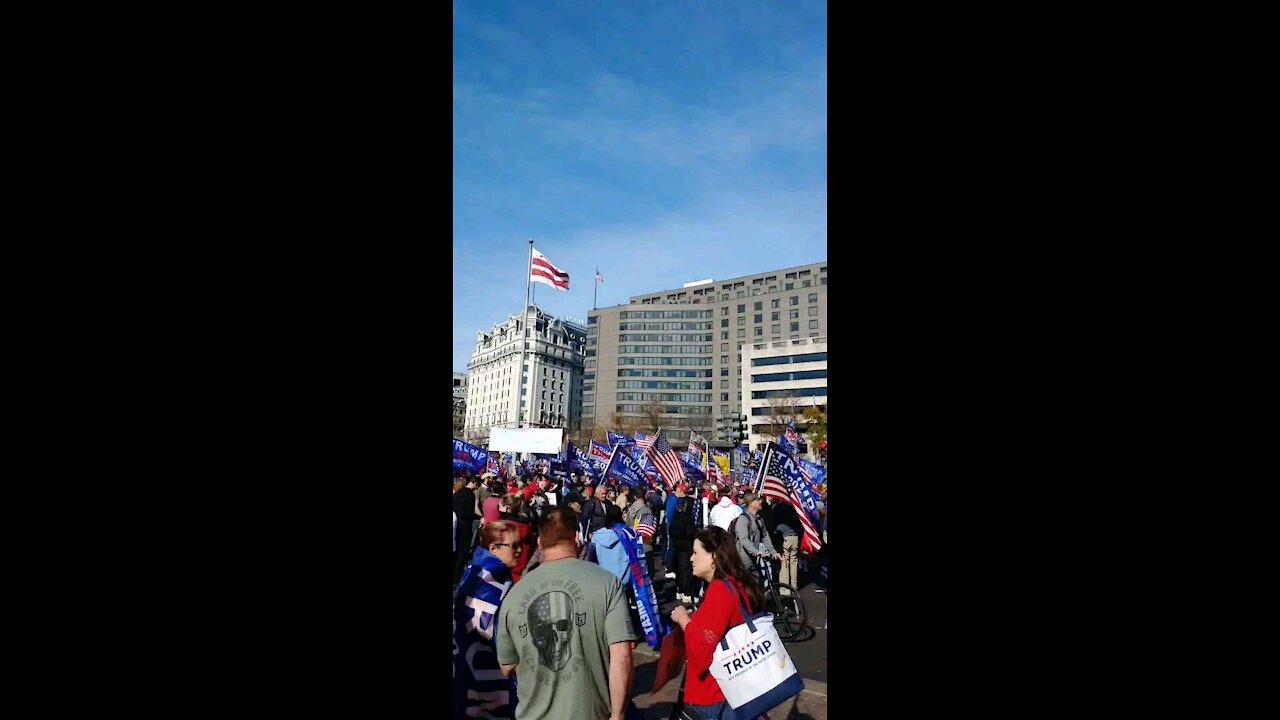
[802,404,827,457]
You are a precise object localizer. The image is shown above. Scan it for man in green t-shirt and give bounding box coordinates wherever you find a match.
[497,507,638,720]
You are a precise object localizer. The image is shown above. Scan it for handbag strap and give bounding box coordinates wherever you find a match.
[717,578,759,650]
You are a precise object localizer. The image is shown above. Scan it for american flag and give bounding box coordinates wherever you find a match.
[635,513,657,540]
[644,428,686,487]
[756,443,822,553]
[635,430,657,451]
[595,268,604,283]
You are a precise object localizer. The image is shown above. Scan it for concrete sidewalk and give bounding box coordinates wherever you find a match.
[630,643,826,720]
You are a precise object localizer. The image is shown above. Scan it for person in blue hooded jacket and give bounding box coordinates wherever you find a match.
[590,503,630,581]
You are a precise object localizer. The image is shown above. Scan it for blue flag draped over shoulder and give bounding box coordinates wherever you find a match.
[453,547,515,720]
[612,523,666,648]
[453,438,489,473]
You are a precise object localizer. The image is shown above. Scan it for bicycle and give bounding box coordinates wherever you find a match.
[752,555,807,641]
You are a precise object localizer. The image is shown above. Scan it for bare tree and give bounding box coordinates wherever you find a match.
[764,389,801,443]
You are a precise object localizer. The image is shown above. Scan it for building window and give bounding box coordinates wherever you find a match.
[820,277,827,285]
[721,368,729,376]
[721,393,729,401]
[785,283,794,290]
[771,299,780,309]
[771,324,781,334]
[802,280,811,287]
[721,405,730,414]
[791,322,799,332]
[736,291,744,298]
[721,307,728,316]
[737,317,745,326]
[721,380,728,389]
[721,319,729,328]
[736,329,745,338]
[809,307,818,316]
[754,301,762,311]
[720,355,728,364]
[737,304,745,313]
[809,320,818,329]
[771,311,779,321]
[790,310,799,319]
[790,296,799,306]
[754,328,763,336]
[754,314,762,323]
[808,293,818,303]
[721,342,729,351]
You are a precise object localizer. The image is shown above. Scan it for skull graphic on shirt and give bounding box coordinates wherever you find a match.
[528,591,573,670]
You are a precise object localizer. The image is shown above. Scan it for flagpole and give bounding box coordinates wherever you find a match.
[593,267,598,310]
[521,238,533,430]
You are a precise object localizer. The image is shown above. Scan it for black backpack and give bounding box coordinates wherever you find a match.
[669,497,695,540]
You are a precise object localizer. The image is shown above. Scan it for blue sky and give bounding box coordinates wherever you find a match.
[454,0,827,372]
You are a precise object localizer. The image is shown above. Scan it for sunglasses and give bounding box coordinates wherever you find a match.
[491,543,522,551]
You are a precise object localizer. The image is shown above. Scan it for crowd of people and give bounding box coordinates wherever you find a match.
[452,465,829,720]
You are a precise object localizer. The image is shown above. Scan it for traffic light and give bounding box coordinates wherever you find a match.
[739,413,749,439]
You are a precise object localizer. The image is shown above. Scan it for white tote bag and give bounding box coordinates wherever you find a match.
[707,580,804,719]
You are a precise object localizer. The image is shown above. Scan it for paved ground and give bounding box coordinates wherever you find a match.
[631,642,827,720]
[639,555,828,719]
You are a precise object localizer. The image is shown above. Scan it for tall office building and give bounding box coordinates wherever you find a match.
[463,306,587,446]
[584,262,827,447]
[742,336,827,452]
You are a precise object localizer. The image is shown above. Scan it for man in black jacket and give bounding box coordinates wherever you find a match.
[452,475,479,583]
[767,496,802,594]
[581,483,610,540]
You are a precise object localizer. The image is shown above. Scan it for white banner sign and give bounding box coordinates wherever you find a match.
[487,427,565,454]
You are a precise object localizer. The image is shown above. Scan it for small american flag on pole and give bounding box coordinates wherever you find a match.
[595,268,604,283]
[635,513,657,540]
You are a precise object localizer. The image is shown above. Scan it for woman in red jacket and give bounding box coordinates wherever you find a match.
[669,526,766,720]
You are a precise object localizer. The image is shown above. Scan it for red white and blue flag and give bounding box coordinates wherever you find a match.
[644,428,686,487]
[530,247,570,291]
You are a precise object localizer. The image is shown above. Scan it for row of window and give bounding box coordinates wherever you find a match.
[616,392,712,402]
[619,334,714,342]
[617,345,712,354]
[751,369,828,382]
[750,352,828,366]
[619,310,712,319]
[751,387,828,399]
[615,405,714,415]
[618,368,713,378]
[619,357,713,366]
[618,380,715,389]
[618,322,711,331]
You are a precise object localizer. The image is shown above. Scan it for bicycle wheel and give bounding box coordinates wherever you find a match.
[771,584,807,640]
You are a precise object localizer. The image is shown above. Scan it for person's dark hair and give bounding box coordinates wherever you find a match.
[538,506,580,548]
[605,503,624,527]
[694,526,764,612]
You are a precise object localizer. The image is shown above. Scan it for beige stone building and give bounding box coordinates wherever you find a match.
[584,262,827,447]
[463,306,587,446]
